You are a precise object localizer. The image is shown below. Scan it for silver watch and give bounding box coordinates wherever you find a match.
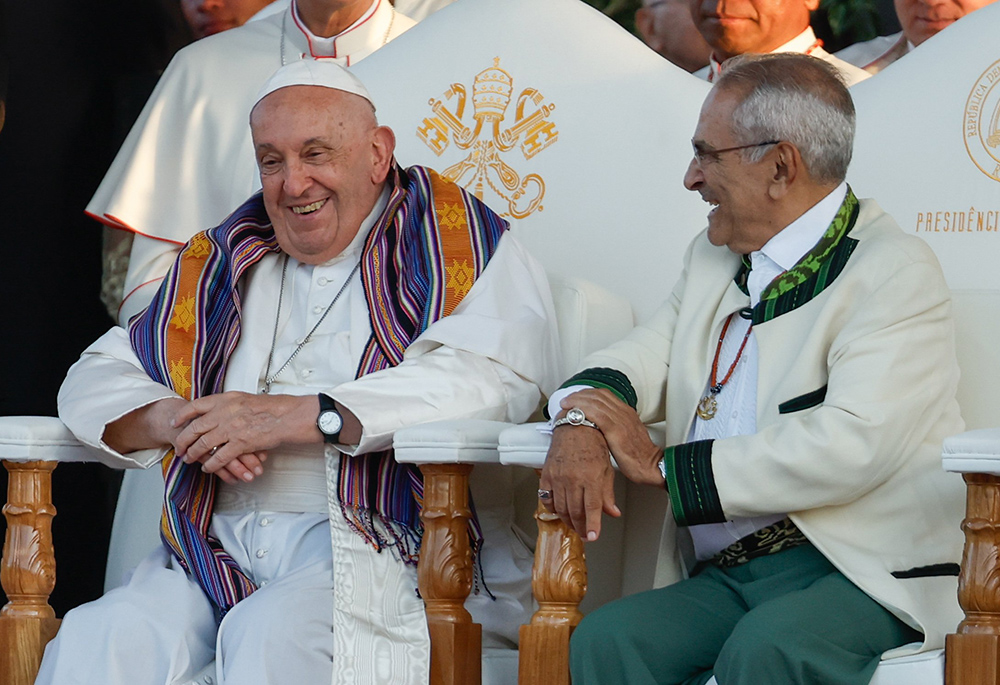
[552,407,598,430]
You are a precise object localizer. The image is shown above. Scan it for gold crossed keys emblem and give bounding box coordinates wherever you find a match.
[417,57,558,219]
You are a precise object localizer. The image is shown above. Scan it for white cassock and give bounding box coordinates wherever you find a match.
[694,27,871,86]
[41,191,560,685]
[86,0,415,325]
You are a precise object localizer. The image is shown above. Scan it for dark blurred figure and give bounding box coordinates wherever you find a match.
[0,0,189,617]
[180,0,277,40]
[636,0,713,72]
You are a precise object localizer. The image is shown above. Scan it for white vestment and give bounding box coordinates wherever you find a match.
[393,0,456,22]
[86,0,415,325]
[43,194,560,684]
[835,32,910,74]
[694,27,872,86]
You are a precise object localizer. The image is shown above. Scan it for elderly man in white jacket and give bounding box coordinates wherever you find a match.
[543,53,964,685]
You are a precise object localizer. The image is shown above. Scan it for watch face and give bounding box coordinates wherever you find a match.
[318,410,343,435]
[566,408,586,424]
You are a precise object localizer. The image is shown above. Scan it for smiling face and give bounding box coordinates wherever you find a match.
[689,0,817,59]
[180,0,276,39]
[251,85,394,265]
[893,0,995,45]
[683,88,779,253]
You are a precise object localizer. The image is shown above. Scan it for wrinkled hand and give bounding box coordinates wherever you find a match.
[171,392,319,484]
[563,389,663,488]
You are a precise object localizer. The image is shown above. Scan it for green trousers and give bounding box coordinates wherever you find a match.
[569,544,921,685]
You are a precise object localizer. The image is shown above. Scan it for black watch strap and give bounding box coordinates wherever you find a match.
[317,393,343,444]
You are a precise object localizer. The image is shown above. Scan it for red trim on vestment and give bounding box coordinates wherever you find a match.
[88,210,187,246]
[119,278,166,320]
[290,0,380,60]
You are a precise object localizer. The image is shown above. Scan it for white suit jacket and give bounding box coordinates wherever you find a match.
[579,198,965,654]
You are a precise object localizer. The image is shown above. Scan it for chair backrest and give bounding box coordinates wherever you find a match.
[354,0,712,320]
[950,290,1000,431]
[847,11,1000,427]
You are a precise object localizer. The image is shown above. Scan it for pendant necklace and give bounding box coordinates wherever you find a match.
[261,254,360,394]
[696,313,753,421]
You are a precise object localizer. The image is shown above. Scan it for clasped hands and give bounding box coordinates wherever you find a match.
[114,391,322,485]
[539,388,663,542]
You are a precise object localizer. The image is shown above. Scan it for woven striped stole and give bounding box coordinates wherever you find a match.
[129,163,507,616]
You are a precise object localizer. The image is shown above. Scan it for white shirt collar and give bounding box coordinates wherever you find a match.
[747,182,847,303]
[705,27,820,82]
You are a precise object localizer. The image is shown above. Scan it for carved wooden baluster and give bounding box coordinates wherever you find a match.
[946,473,1000,685]
[519,489,587,685]
[0,460,60,685]
[418,463,481,685]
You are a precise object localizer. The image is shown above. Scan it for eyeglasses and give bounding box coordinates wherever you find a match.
[691,140,780,165]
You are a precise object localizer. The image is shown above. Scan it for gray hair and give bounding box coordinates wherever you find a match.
[714,53,856,185]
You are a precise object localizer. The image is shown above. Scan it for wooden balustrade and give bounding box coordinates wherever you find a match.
[2,456,997,685]
[947,473,1000,684]
[518,491,587,685]
[0,460,60,685]
[418,463,481,685]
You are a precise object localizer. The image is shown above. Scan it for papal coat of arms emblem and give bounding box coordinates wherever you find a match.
[417,58,558,219]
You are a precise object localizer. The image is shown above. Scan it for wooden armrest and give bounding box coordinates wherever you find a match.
[0,416,102,685]
[499,421,665,685]
[0,459,61,685]
[393,421,512,685]
[942,428,1000,684]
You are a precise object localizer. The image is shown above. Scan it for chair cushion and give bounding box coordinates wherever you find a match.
[498,422,553,469]
[942,427,1000,475]
[392,419,513,464]
[0,415,98,463]
[869,647,943,685]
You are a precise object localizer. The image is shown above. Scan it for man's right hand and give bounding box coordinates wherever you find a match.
[539,420,620,542]
[103,397,268,485]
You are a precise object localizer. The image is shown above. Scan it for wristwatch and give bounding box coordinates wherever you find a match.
[317,393,344,444]
[551,407,598,430]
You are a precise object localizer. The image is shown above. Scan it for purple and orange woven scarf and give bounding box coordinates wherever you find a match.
[129,164,507,616]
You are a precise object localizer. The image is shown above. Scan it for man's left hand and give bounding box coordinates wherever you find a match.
[172,392,321,482]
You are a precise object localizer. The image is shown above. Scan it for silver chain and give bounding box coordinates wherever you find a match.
[261,254,361,394]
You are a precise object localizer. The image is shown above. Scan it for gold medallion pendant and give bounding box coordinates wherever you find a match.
[696,395,718,421]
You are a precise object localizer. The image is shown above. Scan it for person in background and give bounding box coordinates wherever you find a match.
[101,0,282,322]
[689,0,870,84]
[180,0,278,39]
[636,0,713,72]
[92,0,415,325]
[836,0,996,74]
